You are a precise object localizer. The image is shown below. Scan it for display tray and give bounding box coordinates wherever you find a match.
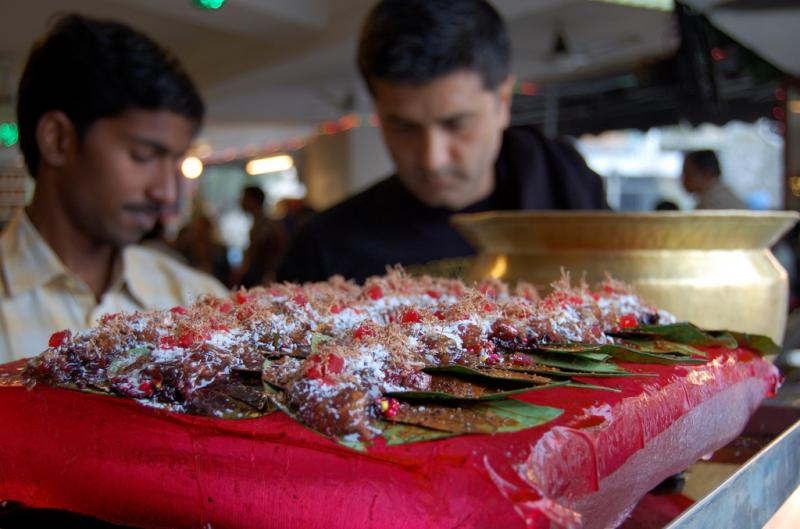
[0,348,779,529]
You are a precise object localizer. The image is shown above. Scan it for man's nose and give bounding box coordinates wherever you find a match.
[148,159,179,206]
[420,128,450,173]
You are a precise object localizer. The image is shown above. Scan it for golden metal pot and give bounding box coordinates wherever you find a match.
[452,211,799,343]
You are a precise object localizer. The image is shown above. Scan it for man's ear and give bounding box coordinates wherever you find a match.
[497,74,516,128]
[36,111,78,169]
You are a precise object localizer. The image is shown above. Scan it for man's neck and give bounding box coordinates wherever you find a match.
[26,193,117,301]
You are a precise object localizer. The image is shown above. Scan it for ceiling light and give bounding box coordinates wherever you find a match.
[181,156,204,179]
[246,154,294,176]
[593,0,674,11]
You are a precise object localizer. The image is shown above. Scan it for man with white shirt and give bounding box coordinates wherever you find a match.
[681,150,746,210]
[0,14,227,362]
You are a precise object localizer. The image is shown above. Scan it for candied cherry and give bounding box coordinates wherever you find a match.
[354,325,374,340]
[401,310,422,324]
[235,291,250,305]
[48,329,71,348]
[377,397,400,418]
[366,286,384,300]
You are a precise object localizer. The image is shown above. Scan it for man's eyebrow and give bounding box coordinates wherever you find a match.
[436,111,473,123]
[128,135,173,155]
[384,111,475,126]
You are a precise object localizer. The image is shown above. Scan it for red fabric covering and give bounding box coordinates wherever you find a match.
[0,348,778,529]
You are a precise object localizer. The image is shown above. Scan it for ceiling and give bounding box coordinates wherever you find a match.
[0,0,680,159]
[0,0,795,163]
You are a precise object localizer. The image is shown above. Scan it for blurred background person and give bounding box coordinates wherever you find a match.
[0,14,227,362]
[654,199,680,211]
[236,186,286,287]
[172,208,231,286]
[274,197,316,238]
[681,150,746,210]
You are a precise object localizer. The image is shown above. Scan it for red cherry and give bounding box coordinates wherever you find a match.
[484,353,502,366]
[100,313,119,324]
[619,314,638,329]
[292,293,308,306]
[235,291,250,305]
[366,286,384,300]
[330,304,344,314]
[511,353,533,366]
[354,325,374,340]
[218,303,232,314]
[426,289,441,299]
[377,397,400,418]
[433,310,446,321]
[401,310,422,324]
[326,354,344,375]
[170,306,187,315]
[48,329,71,348]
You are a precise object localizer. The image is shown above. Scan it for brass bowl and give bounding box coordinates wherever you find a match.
[452,210,800,343]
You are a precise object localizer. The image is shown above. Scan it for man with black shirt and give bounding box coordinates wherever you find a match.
[278,0,607,283]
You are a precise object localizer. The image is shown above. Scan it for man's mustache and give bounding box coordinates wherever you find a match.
[420,167,467,181]
[123,202,164,216]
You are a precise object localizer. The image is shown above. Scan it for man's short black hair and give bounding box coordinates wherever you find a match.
[684,150,721,178]
[357,0,511,91]
[16,13,205,178]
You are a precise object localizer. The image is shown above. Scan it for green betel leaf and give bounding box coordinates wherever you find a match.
[107,346,151,379]
[527,353,628,373]
[310,333,333,353]
[383,399,563,435]
[380,423,455,446]
[719,331,780,357]
[608,322,737,349]
[616,339,706,358]
[423,365,554,385]
[384,385,559,402]
[595,344,705,365]
[484,399,564,433]
[564,381,622,393]
[386,375,568,402]
[533,344,611,362]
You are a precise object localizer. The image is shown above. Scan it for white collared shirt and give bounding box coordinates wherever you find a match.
[0,212,229,362]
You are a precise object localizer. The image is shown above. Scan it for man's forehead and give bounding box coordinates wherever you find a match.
[372,72,494,123]
[107,109,195,151]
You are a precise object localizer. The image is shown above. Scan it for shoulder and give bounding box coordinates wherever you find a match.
[297,178,402,237]
[317,177,401,222]
[125,245,229,305]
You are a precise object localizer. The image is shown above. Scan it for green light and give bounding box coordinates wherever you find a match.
[0,123,18,147]
[193,0,225,10]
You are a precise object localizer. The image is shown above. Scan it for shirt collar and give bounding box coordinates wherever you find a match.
[119,245,158,308]
[1,211,149,306]
[0,211,70,296]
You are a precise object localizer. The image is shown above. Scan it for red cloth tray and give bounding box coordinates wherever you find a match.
[0,348,779,529]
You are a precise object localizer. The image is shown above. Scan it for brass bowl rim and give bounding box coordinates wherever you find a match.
[451,209,800,223]
[451,210,800,251]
